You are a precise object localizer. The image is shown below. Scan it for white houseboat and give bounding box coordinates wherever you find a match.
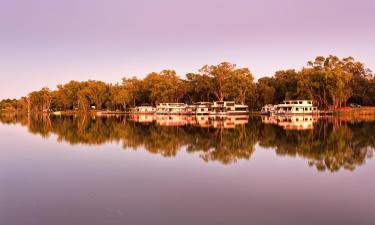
[132,105,156,114]
[261,104,275,115]
[273,100,318,115]
[211,101,249,115]
[156,103,188,115]
[195,102,212,115]
[185,105,196,115]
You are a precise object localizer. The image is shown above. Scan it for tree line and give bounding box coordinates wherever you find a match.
[1,55,374,112]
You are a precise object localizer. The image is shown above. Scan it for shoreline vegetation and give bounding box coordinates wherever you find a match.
[1,55,375,115]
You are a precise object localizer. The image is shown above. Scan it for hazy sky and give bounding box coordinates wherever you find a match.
[1,0,374,99]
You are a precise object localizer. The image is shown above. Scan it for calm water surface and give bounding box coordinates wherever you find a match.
[0,114,374,225]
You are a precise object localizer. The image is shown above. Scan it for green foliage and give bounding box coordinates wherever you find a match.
[224,67,255,104]
[199,62,237,101]
[255,77,276,108]
[143,70,186,104]
[256,55,374,109]
[0,98,25,112]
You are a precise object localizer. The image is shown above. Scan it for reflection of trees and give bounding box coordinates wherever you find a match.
[186,125,258,164]
[0,112,28,126]
[0,114,374,171]
[0,114,257,164]
[122,123,257,162]
[258,118,375,172]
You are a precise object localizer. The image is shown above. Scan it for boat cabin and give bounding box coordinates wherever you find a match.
[195,102,212,115]
[211,101,249,115]
[156,103,187,115]
[261,104,275,115]
[133,105,156,114]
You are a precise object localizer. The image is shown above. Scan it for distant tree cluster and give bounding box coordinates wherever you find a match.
[1,55,374,112]
[257,56,375,109]
[0,97,28,112]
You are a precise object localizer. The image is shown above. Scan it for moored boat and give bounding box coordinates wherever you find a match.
[261,104,275,115]
[211,101,249,115]
[195,102,212,115]
[273,100,318,115]
[156,103,188,115]
[131,105,156,114]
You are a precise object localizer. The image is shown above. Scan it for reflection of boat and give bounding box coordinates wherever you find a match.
[129,114,249,128]
[273,100,318,115]
[210,115,249,129]
[262,115,317,130]
[195,115,212,128]
[130,114,156,123]
[277,116,315,130]
[211,101,249,115]
[155,115,191,126]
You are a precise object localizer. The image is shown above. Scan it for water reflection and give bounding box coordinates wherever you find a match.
[261,115,316,130]
[1,113,374,172]
[131,114,249,128]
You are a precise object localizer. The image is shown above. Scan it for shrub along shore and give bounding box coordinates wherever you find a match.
[1,55,375,114]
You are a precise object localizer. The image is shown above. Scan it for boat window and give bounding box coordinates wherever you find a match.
[296,108,299,111]
[299,101,303,104]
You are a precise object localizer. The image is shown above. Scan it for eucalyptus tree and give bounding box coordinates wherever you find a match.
[185,73,215,102]
[224,67,255,104]
[199,62,237,101]
[28,87,53,112]
[143,70,186,104]
[122,77,145,107]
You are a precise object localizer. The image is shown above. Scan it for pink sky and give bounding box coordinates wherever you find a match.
[1,0,374,99]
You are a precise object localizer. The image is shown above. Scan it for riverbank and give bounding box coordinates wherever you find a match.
[4,107,375,117]
[334,107,375,115]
